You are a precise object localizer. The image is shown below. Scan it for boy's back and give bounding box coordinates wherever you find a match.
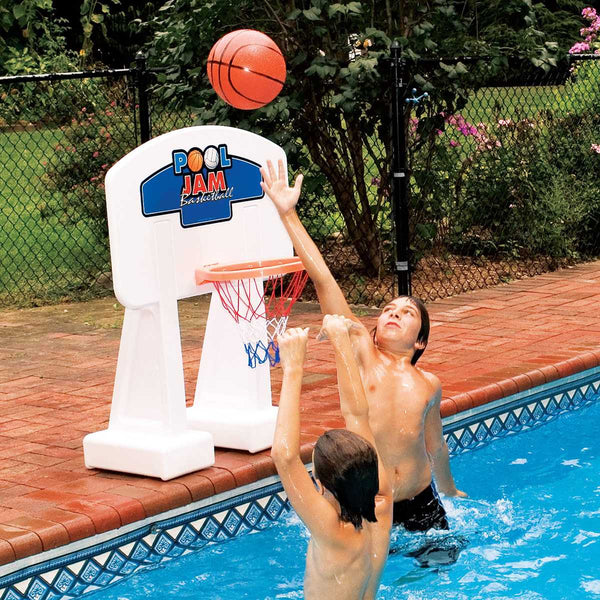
[305,495,390,600]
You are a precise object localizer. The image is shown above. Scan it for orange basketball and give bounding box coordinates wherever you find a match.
[207,30,286,110]
[187,148,203,172]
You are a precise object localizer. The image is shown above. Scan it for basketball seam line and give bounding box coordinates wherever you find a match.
[214,30,248,105]
[226,44,284,106]
[206,60,285,86]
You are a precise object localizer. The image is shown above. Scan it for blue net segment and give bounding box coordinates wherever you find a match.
[244,339,280,368]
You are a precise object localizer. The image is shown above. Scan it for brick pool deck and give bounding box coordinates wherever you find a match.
[0,262,599,566]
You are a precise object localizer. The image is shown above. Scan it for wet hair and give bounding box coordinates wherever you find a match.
[371,295,430,365]
[313,429,379,530]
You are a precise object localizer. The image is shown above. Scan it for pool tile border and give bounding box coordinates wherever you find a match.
[0,481,291,600]
[444,366,600,455]
[1,365,599,600]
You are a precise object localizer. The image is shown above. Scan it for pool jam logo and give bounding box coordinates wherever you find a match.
[140,144,263,227]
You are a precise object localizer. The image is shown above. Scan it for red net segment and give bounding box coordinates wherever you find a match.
[196,259,308,367]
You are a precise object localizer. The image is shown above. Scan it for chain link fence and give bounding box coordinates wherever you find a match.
[0,54,598,308]
[294,54,600,305]
[293,112,395,307]
[0,70,141,306]
[406,55,600,301]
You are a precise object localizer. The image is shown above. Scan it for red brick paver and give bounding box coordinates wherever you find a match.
[0,262,599,565]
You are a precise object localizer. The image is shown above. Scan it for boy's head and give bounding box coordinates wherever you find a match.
[372,295,430,364]
[313,429,379,530]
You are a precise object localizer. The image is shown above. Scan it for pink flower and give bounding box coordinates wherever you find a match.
[583,7,597,20]
[449,140,459,147]
[570,41,591,54]
[93,151,99,158]
[591,143,600,153]
[81,107,87,112]
[459,125,479,136]
[110,101,116,107]
[436,129,443,136]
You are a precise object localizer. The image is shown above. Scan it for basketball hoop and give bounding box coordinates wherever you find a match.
[196,258,308,368]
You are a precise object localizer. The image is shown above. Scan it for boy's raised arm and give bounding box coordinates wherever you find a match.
[321,315,392,500]
[271,328,340,538]
[260,159,354,320]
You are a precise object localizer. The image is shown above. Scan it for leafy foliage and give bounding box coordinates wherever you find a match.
[0,0,76,74]
[79,0,122,67]
[41,86,137,241]
[409,60,600,262]
[147,0,568,274]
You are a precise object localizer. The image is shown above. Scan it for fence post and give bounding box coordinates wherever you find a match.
[135,51,151,143]
[390,41,411,296]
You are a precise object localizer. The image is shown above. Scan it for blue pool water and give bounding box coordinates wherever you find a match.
[92,401,600,599]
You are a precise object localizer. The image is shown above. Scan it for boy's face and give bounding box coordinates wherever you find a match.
[375,297,424,353]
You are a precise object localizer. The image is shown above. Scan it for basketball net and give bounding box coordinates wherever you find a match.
[211,269,308,368]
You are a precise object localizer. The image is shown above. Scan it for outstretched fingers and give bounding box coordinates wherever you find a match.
[278,158,286,182]
[294,173,304,190]
[260,166,272,189]
[268,159,277,183]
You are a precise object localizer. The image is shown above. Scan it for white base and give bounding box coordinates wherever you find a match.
[83,429,215,481]
[187,406,278,453]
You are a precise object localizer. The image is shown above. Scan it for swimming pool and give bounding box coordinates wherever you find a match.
[83,388,600,599]
[1,368,598,600]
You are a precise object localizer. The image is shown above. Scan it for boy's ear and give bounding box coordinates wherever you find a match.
[314,478,324,496]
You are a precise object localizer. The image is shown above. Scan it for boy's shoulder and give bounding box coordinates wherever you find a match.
[416,367,442,395]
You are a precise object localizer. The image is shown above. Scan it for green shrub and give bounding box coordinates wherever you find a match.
[41,92,137,244]
[0,13,87,126]
[409,61,600,261]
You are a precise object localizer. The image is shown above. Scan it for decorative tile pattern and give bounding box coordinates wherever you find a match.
[1,369,599,600]
[0,486,289,600]
[445,372,600,456]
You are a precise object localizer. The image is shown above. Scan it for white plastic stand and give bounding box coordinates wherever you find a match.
[187,285,277,453]
[84,221,214,480]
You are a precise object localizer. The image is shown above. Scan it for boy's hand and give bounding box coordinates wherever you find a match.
[260,159,303,216]
[278,327,309,370]
[317,314,356,341]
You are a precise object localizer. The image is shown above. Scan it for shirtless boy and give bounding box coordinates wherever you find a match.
[262,160,465,533]
[272,318,392,600]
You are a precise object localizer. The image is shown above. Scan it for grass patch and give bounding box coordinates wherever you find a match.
[0,126,111,306]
